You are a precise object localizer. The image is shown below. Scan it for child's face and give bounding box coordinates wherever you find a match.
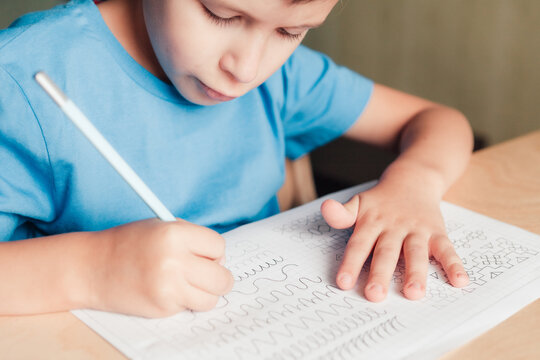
[142,0,337,105]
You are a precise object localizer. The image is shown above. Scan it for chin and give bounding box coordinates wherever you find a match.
[171,79,230,106]
[185,92,223,106]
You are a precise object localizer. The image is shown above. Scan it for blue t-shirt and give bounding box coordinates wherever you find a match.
[0,0,373,240]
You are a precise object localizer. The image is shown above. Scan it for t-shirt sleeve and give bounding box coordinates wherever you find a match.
[0,66,56,241]
[280,45,374,160]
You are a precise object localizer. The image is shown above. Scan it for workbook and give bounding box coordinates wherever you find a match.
[73,182,540,359]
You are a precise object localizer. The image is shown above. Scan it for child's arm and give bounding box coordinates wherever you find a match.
[321,83,474,302]
[0,219,233,317]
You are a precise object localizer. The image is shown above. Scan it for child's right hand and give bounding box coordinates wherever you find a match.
[88,218,233,318]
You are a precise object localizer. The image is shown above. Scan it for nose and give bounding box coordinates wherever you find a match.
[219,32,266,84]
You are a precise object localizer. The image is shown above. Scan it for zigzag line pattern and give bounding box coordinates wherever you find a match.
[231,255,285,282]
[315,316,407,360]
[228,250,276,269]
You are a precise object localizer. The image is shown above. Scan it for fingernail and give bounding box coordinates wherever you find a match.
[456,271,467,279]
[338,273,352,287]
[407,281,421,290]
[367,283,384,294]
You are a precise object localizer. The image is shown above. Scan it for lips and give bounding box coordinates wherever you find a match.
[199,80,237,102]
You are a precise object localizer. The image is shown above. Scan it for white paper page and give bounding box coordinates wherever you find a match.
[73,182,540,359]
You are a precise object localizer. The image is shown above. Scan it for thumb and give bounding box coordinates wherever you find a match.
[320,195,360,229]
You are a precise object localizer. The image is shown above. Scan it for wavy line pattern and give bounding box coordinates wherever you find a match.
[74,202,540,360]
[231,263,301,295]
[216,297,380,348]
[161,264,378,352]
[232,311,396,359]
[160,261,396,359]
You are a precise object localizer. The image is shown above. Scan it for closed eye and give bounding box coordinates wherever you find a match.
[201,3,239,26]
[201,1,306,41]
[277,28,306,41]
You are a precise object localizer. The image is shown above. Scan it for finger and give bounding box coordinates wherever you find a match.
[180,284,221,312]
[184,256,234,296]
[321,195,360,229]
[336,219,380,290]
[364,232,404,302]
[430,234,469,287]
[218,256,226,266]
[402,234,429,300]
[183,225,226,260]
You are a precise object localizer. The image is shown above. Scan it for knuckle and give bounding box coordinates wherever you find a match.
[202,227,226,255]
[441,247,459,261]
[152,225,181,254]
[404,243,427,257]
[362,210,380,224]
[215,268,234,294]
[152,257,177,279]
[369,270,389,280]
[446,256,464,269]
[215,237,227,256]
[345,239,370,255]
[223,269,235,293]
[151,288,179,316]
[373,243,397,257]
[148,306,179,319]
[150,281,174,303]
[159,223,180,241]
[196,295,220,312]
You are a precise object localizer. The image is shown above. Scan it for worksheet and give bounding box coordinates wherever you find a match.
[74,182,540,359]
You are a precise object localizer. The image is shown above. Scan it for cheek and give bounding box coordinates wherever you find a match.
[256,40,299,84]
[144,1,222,77]
[155,32,199,76]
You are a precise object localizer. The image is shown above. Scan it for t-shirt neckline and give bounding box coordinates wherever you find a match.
[82,0,191,104]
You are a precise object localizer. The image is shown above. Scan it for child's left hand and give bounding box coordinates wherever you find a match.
[321,181,469,302]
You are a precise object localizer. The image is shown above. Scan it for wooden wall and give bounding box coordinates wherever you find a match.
[304,0,540,145]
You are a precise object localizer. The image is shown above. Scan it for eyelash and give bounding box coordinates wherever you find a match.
[202,5,238,26]
[201,5,304,41]
[277,29,304,42]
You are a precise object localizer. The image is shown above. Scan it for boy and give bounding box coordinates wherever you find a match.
[0,0,472,318]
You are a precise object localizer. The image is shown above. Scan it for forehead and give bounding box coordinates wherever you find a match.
[206,0,338,27]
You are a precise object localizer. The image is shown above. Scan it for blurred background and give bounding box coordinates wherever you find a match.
[2,0,539,194]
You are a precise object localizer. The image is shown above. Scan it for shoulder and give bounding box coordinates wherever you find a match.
[265,45,330,85]
[260,46,328,105]
[262,45,372,110]
[0,0,99,78]
[0,0,83,46]
[284,45,330,70]
[264,45,364,99]
[0,0,112,124]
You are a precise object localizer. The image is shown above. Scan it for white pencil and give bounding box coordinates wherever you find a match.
[34,71,176,222]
